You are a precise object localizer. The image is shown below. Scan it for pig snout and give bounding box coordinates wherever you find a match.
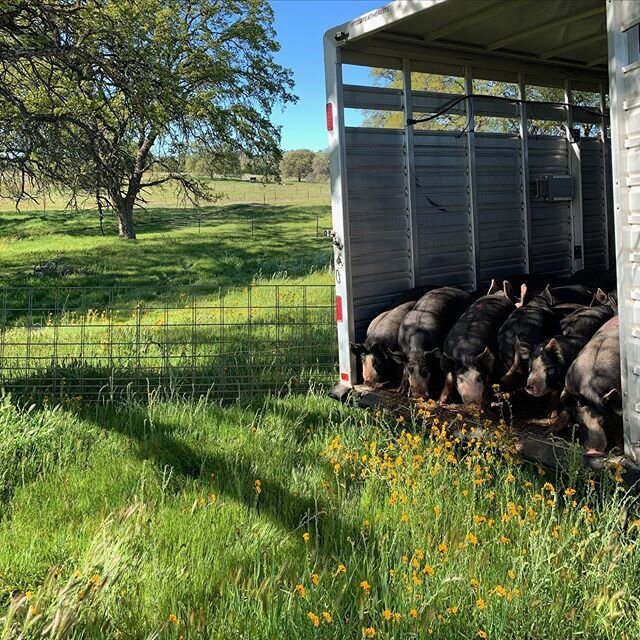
[408,370,430,398]
[456,369,485,406]
[362,354,378,386]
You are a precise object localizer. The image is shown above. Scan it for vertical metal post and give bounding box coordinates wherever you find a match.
[324,34,356,386]
[464,66,480,290]
[52,289,59,397]
[600,82,613,270]
[607,0,640,460]
[0,288,6,388]
[565,79,585,274]
[517,73,532,274]
[402,58,420,288]
[26,289,32,397]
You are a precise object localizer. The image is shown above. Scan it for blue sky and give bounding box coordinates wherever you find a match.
[270,0,385,151]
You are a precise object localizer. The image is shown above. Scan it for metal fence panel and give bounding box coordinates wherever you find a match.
[0,284,337,403]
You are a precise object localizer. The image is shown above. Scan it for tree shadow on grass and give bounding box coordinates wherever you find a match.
[76,398,373,576]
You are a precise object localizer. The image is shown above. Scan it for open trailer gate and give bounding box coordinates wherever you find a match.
[325,0,640,462]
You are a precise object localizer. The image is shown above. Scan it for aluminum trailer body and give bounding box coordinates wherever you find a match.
[324,0,640,461]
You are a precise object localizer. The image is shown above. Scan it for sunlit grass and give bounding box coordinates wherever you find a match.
[1,395,639,639]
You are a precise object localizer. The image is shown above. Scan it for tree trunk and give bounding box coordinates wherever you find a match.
[116,201,136,239]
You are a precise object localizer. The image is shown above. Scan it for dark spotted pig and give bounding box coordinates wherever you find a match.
[440,281,516,408]
[390,287,473,397]
[525,334,591,416]
[561,317,622,454]
[350,301,415,386]
[498,286,559,390]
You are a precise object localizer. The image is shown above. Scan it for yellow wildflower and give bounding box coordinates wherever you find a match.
[311,573,319,586]
[362,626,376,638]
[294,584,306,598]
[478,631,488,639]
[168,613,179,625]
[410,608,418,619]
[308,612,320,627]
[466,533,479,545]
[336,563,346,575]
[438,542,449,554]
[423,565,435,576]
[564,487,577,497]
[383,609,392,621]
[393,612,402,622]
[507,569,516,580]
[303,532,310,543]
[254,479,262,495]
[360,580,371,592]
[401,514,409,523]
[470,578,479,589]
[322,611,333,623]
[493,584,507,597]
[433,505,441,516]
[476,598,486,609]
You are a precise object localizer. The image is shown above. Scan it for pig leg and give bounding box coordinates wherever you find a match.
[546,409,570,435]
[397,369,409,396]
[548,390,561,419]
[439,371,455,404]
[575,403,608,455]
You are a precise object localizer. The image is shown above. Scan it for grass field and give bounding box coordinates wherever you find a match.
[2,181,640,639]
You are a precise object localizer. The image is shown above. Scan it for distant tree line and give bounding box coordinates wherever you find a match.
[182,148,330,183]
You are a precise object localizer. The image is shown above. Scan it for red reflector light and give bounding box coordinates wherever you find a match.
[326,103,333,131]
[341,372,349,381]
[335,295,343,322]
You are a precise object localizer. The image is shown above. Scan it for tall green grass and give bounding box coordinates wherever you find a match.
[1,395,639,639]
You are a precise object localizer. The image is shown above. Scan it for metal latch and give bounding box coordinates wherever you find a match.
[324,229,343,251]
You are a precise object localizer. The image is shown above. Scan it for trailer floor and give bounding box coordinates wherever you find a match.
[336,383,640,489]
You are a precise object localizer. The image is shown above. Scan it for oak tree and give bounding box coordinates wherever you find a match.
[0,0,295,238]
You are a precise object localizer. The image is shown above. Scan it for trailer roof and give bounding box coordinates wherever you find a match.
[328,0,608,73]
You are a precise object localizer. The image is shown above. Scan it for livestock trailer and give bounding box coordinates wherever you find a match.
[324,0,640,460]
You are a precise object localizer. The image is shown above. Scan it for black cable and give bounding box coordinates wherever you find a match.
[406,94,609,127]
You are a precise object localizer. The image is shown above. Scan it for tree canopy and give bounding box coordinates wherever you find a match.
[0,0,296,238]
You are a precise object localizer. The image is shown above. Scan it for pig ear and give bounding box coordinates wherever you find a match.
[515,283,528,308]
[592,288,608,306]
[603,388,622,411]
[350,342,365,356]
[515,337,532,360]
[486,279,499,295]
[425,347,442,361]
[387,349,407,365]
[502,280,514,301]
[540,285,553,305]
[473,347,495,372]
[440,352,456,371]
[544,337,562,358]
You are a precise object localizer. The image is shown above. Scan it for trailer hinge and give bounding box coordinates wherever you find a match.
[324,229,343,251]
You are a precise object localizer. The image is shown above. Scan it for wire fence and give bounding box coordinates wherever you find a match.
[0,284,337,404]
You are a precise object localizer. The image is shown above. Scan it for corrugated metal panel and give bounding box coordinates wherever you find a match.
[527,136,573,275]
[608,0,640,459]
[475,133,526,281]
[345,127,411,334]
[413,131,474,289]
[580,137,608,270]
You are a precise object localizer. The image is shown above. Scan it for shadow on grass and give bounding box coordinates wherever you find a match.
[77,398,372,573]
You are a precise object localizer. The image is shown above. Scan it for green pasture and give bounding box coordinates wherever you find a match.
[1,396,639,639]
[2,180,640,639]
